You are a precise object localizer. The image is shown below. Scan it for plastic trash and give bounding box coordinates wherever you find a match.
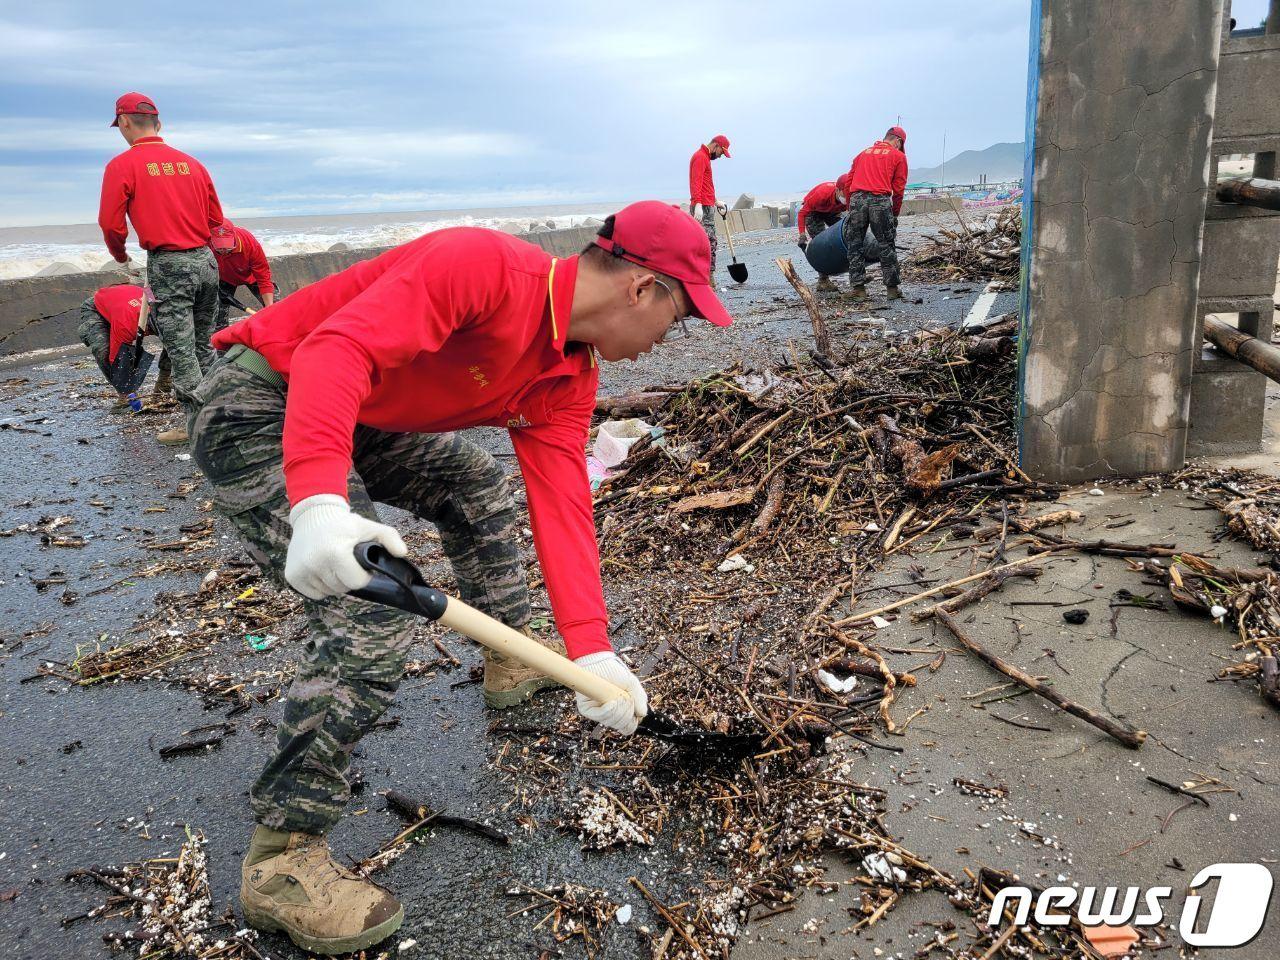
[593,418,657,468]
[817,670,858,694]
[1082,923,1139,958]
[126,392,142,412]
[586,455,611,492]
[245,634,275,651]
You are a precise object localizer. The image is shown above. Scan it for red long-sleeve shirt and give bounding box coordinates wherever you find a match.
[796,181,849,237]
[217,225,274,295]
[92,284,145,363]
[689,145,716,207]
[847,140,908,217]
[212,228,610,659]
[98,136,224,262]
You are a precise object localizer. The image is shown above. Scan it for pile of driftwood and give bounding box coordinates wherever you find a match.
[906,206,1021,282]
[475,321,1117,958]
[593,316,1028,579]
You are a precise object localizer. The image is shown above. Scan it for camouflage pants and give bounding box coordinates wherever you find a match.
[843,192,900,288]
[804,211,842,240]
[147,247,219,413]
[189,350,530,835]
[77,298,116,384]
[214,280,270,333]
[700,206,719,279]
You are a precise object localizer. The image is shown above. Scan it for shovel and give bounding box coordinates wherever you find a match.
[351,542,765,758]
[720,211,749,284]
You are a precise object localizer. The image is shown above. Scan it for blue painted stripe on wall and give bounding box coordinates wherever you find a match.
[1016,0,1042,466]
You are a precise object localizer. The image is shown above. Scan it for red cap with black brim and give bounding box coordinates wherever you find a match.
[593,200,733,328]
[112,92,159,127]
[711,134,731,158]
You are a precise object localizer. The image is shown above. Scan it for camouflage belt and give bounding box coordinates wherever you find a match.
[227,344,286,391]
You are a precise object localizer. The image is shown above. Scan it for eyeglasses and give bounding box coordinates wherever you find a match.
[653,277,691,341]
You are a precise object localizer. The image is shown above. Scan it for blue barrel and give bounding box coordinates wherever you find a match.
[803,216,881,276]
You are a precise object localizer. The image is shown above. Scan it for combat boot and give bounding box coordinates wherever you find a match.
[815,276,838,294]
[846,284,868,301]
[240,827,403,955]
[483,626,565,708]
[885,285,903,301]
[157,426,189,446]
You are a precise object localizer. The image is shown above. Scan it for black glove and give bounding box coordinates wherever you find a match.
[797,237,809,251]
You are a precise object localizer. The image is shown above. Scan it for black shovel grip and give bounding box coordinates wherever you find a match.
[350,542,448,621]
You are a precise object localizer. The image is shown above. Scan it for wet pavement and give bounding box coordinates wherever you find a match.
[0,220,1019,959]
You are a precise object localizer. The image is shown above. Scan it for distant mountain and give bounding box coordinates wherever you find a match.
[910,141,1025,185]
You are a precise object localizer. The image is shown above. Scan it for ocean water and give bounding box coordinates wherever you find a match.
[0,202,621,280]
[0,194,803,281]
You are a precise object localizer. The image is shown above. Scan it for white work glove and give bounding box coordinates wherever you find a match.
[124,259,145,283]
[285,494,407,600]
[574,652,648,735]
[715,202,728,217]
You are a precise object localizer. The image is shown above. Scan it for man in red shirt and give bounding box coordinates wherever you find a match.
[189,201,731,954]
[688,134,731,280]
[77,284,148,398]
[98,92,224,444]
[210,220,277,330]
[796,172,852,291]
[843,126,908,300]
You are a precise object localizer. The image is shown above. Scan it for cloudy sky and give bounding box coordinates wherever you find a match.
[4,0,1250,228]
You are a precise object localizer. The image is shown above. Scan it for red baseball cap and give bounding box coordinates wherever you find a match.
[210,221,237,253]
[112,92,159,127]
[835,172,852,192]
[887,125,907,149]
[593,201,733,328]
[711,134,731,157]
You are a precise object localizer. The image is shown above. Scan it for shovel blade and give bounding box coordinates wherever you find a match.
[639,710,764,759]
[728,262,749,284]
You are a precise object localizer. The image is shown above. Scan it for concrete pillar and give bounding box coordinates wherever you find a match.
[1017,0,1224,481]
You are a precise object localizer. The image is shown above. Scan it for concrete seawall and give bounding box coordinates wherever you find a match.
[0,224,602,360]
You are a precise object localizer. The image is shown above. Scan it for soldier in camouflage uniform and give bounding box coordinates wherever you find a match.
[689,135,731,281]
[190,204,727,955]
[77,296,127,387]
[190,353,533,838]
[843,126,908,301]
[98,91,225,443]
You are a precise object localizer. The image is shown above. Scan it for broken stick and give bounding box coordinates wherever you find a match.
[384,789,510,845]
[933,608,1147,749]
[775,256,830,356]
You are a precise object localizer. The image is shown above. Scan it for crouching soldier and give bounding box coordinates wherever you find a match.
[210,220,277,331]
[796,172,852,292]
[76,283,156,405]
[188,201,733,954]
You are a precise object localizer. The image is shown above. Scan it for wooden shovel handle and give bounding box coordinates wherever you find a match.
[720,209,739,258]
[439,597,629,707]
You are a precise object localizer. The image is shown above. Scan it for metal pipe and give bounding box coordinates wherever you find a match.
[1216,177,1280,211]
[1203,316,1280,383]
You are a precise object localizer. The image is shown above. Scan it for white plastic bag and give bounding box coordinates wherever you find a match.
[593,418,655,468]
